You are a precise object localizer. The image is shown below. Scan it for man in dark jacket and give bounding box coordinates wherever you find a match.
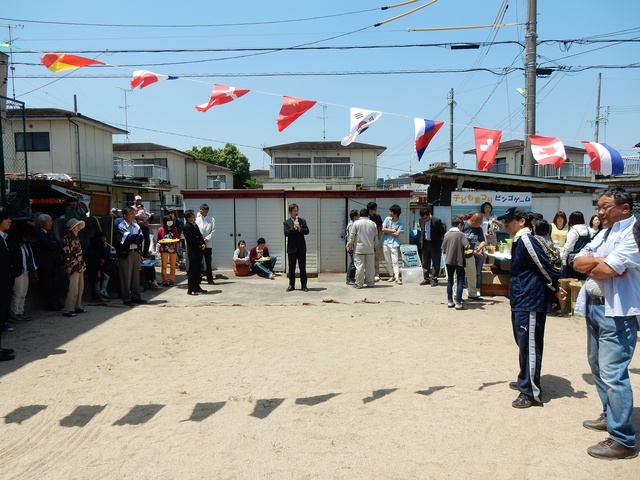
[418,207,446,286]
[0,207,16,361]
[498,207,565,409]
[116,207,146,306]
[32,214,64,311]
[283,203,309,292]
[183,210,207,296]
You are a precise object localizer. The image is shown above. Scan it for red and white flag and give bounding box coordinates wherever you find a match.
[277,96,317,132]
[341,107,382,146]
[195,84,250,112]
[473,127,502,171]
[529,135,566,167]
[131,70,178,89]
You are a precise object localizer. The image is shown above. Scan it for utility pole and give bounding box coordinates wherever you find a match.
[448,88,454,168]
[118,88,132,142]
[522,0,537,176]
[594,72,602,142]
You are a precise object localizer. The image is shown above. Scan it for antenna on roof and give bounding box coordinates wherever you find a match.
[117,87,132,143]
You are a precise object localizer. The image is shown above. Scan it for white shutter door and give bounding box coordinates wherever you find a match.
[208,198,235,270]
[234,198,258,250]
[256,197,286,273]
[319,198,347,272]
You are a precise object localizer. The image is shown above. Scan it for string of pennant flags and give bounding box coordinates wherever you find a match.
[29,51,628,176]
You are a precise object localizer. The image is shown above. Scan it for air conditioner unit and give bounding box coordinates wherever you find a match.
[428,162,456,169]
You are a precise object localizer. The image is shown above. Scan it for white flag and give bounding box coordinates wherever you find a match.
[341,107,382,146]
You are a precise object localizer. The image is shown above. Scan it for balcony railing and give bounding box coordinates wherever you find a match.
[533,156,640,178]
[113,156,135,178]
[134,164,169,182]
[270,162,354,179]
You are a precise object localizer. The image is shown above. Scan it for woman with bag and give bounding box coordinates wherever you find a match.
[561,211,590,280]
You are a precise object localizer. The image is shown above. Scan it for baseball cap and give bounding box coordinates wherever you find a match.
[497,207,528,221]
[134,195,142,200]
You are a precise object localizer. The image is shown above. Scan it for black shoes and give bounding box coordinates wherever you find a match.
[509,381,519,391]
[419,280,429,286]
[62,311,77,317]
[195,289,207,294]
[286,285,294,292]
[74,308,87,314]
[583,414,607,432]
[0,349,15,361]
[132,298,147,304]
[587,438,638,460]
[512,392,542,409]
[187,291,199,296]
[302,287,309,292]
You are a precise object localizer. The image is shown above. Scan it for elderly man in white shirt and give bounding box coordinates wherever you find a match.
[196,203,215,284]
[573,187,640,461]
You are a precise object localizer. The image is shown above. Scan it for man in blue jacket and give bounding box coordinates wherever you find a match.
[498,207,565,409]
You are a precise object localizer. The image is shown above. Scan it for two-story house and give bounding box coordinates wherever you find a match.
[113,143,211,214]
[261,141,386,190]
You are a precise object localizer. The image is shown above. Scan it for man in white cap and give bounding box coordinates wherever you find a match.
[133,195,153,258]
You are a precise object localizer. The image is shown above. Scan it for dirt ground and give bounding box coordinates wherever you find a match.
[1,270,639,479]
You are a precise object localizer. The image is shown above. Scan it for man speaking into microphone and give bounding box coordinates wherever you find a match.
[283,203,309,292]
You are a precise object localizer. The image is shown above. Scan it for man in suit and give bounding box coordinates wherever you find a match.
[0,207,16,361]
[283,203,310,292]
[418,207,446,286]
[183,210,207,296]
[32,214,64,311]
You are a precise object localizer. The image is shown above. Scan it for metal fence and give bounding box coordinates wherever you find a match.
[1,95,31,220]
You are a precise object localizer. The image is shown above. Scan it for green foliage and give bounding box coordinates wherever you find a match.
[186,143,251,189]
[244,178,263,189]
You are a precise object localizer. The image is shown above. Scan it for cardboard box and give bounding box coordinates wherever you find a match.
[481,271,510,297]
[400,267,423,284]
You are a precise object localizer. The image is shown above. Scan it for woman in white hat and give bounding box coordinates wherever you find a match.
[62,218,87,317]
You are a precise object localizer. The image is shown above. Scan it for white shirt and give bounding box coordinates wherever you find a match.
[574,216,640,323]
[196,212,215,244]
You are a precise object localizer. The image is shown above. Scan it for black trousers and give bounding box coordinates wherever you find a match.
[202,247,213,282]
[188,249,203,293]
[39,266,62,309]
[287,251,307,289]
[421,241,442,281]
[141,226,151,258]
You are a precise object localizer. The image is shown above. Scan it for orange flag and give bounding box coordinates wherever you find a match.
[40,53,105,72]
[277,96,317,132]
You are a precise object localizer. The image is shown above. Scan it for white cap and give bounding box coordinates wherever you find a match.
[134,195,142,200]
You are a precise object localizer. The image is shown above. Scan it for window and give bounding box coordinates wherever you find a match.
[15,132,51,152]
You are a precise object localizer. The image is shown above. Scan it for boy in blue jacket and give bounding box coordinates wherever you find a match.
[497,207,566,409]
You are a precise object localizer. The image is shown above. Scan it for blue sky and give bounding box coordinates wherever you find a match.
[2,1,639,181]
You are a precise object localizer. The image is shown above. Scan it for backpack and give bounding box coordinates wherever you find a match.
[535,235,562,274]
[567,229,591,268]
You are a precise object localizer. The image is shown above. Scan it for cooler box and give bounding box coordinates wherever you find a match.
[401,267,423,284]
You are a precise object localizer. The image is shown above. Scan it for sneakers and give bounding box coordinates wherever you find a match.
[387,277,396,283]
[468,295,484,301]
[583,413,607,432]
[447,302,455,308]
[587,438,638,460]
[8,314,29,324]
[374,276,381,282]
[455,304,467,310]
[346,280,355,285]
[353,284,365,289]
[150,281,162,290]
[509,381,519,391]
[512,392,542,409]
[269,274,275,280]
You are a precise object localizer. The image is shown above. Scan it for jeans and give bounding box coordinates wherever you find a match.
[252,257,277,278]
[346,250,356,283]
[586,303,638,448]
[446,265,465,305]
